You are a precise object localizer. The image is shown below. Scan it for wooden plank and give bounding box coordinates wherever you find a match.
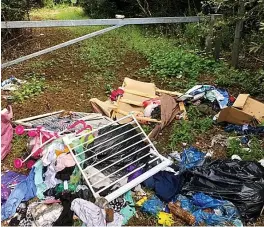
[114,109,161,123]
[1,25,123,69]
[1,17,202,29]
[179,102,188,120]
[13,110,64,125]
[156,89,183,96]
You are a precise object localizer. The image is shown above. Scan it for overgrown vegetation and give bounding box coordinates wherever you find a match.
[227,136,264,161]
[170,106,214,148]
[11,75,45,103]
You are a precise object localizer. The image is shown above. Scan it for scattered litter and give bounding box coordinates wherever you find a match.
[231,155,242,160]
[1,76,26,91]
[157,211,174,226]
[210,134,228,147]
[2,77,264,226]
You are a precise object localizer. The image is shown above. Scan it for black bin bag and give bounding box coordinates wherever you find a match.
[182,159,264,222]
[83,124,151,172]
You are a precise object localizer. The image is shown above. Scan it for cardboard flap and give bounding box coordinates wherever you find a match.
[233,94,249,109]
[218,107,254,125]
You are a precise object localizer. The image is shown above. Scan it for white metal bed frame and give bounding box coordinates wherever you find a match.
[63,114,172,202]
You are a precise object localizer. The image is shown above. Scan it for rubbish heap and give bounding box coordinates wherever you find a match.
[1,77,264,226]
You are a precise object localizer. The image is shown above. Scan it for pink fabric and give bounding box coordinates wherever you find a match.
[30,128,58,158]
[1,106,13,160]
[55,153,75,172]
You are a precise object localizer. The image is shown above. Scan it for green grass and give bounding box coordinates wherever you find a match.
[11,74,46,103]
[170,106,214,148]
[227,137,264,161]
[30,5,88,20]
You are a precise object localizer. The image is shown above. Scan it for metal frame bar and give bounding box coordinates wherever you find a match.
[1,17,201,28]
[1,25,123,68]
[63,114,172,202]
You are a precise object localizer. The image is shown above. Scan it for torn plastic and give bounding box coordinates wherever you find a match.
[182,159,264,222]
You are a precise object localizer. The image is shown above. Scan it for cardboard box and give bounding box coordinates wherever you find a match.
[218,94,264,125]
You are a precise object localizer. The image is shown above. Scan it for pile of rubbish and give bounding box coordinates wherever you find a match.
[1,77,264,226]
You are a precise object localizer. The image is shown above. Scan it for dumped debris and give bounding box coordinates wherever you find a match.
[1,77,264,226]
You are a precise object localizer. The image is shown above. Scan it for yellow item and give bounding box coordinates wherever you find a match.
[136,196,148,207]
[55,146,69,156]
[157,211,174,226]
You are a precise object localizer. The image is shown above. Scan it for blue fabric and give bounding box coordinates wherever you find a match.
[1,168,36,220]
[188,85,214,96]
[216,88,229,109]
[143,171,182,202]
[180,147,205,171]
[225,124,264,135]
[141,196,164,215]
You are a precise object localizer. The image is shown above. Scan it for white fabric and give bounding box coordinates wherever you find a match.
[84,166,112,189]
[71,198,106,226]
[71,198,124,227]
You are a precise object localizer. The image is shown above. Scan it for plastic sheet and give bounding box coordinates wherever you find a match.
[182,159,264,222]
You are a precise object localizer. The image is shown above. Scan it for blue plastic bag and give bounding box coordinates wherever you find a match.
[180,147,205,170]
[141,196,164,215]
[192,192,223,208]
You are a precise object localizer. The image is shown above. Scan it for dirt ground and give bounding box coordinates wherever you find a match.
[1,20,264,226]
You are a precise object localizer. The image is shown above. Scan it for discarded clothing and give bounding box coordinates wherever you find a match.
[182,159,264,222]
[180,147,205,171]
[120,191,136,225]
[55,153,76,172]
[1,171,27,204]
[109,197,125,212]
[1,168,36,220]
[33,203,63,226]
[1,106,13,160]
[225,124,264,135]
[55,166,75,181]
[34,160,47,200]
[84,166,112,189]
[144,103,159,117]
[150,94,180,139]
[106,212,124,227]
[141,196,164,215]
[180,85,229,109]
[44,161,61,189]
[76,185,95,202]
[143,171,182,202]
[110,88,124,101]
[127,165,143,182]
[71,198,106,226]
[54,192,77,226]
